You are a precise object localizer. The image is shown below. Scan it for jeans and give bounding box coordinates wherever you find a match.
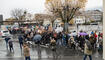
[20,43,23,50]
[25,56,31,60]
[62,40,66,46]
[6,43,8,50]
[83,54,92,60]
[56,39,61,46]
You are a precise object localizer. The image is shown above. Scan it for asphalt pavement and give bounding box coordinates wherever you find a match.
[0,38,103,60]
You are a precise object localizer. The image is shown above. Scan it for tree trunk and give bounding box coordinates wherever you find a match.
[52,20,55,28]
[64,21,69,32]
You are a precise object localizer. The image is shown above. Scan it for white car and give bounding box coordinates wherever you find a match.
[0,30,11,38]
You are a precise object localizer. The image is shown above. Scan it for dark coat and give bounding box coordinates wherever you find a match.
[18,36,23,43]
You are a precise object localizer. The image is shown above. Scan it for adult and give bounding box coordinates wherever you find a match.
[56,32,62,46]
[50,38,56,51]
[83,40,92,60]
[68,36,75,49]
[18,35,24,50]
[62,32,68,47]
[53,31,57,41]
[23,43,31,60]
[89,34,95,49]
[33,33,42,44]
[91,31,94,35]
[62,32,66,46]
[41,31,47,45]
[8,39,14,52]
[78,35,85,50]
[5,36,11,50]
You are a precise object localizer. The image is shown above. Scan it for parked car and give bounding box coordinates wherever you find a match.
[0,30,11,38]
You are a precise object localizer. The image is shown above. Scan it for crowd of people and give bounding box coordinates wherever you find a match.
[4,25,103,60]
[17,26,103,51]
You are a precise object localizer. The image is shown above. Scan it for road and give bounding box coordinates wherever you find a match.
[0,38,103,60]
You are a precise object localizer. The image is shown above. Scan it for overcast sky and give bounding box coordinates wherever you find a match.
[0,0,103,20]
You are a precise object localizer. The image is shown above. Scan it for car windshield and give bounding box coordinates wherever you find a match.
[3,31,8,33]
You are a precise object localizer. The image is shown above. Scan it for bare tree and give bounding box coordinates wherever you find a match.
[11,8,27,25]
[45,0,87,32]
[26,13,33,21]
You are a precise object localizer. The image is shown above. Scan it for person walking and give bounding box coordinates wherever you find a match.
[83,39,92,60]
[18,35,24,50]
[8,39,14,52]
[5,36,11,50]
[23,43,31,60]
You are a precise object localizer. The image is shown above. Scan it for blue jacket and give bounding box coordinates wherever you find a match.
[5,37,11,43]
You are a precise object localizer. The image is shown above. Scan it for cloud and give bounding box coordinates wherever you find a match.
[85,0,103,10]
[0,0,103,20]
[0,0,46,20]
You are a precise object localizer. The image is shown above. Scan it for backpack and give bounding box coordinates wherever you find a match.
[88,44,92,51]
[87,41,92,51]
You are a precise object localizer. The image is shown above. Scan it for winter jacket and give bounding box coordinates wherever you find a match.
[84,43,92,55]
[18,36,23,43]
[23,46,30,57]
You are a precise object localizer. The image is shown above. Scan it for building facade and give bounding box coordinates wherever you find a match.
[74,10,102,24]
[85,10,102,22]
[74,15,86,24]
[0,15,3,25]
